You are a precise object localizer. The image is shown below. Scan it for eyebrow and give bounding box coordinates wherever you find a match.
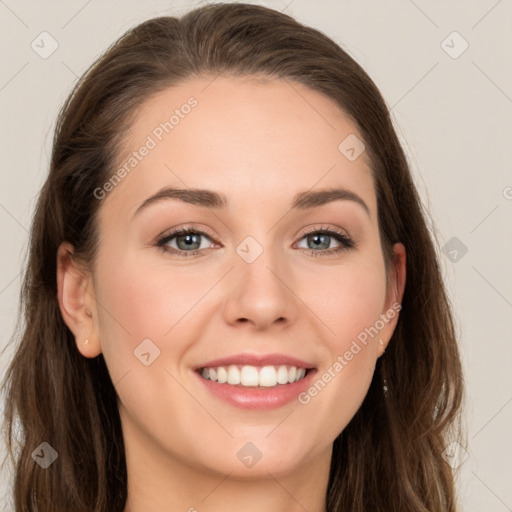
[132,186,371,219]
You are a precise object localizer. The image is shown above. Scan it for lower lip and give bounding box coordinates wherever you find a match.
[193,369,317,410]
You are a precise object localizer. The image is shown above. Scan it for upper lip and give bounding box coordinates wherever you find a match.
[193,353,316,371]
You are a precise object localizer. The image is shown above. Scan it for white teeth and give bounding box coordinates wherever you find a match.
[276,365,288,384]
[227,365,240,385]
[199,364,309,387]
[241,366,259,386]
[259,366,277,387]
[217,366,228,383]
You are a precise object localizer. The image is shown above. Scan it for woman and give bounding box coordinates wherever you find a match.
[1,3,465,511]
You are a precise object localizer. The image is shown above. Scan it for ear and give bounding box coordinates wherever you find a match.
[377,242,406,357]
[56,241,101,358]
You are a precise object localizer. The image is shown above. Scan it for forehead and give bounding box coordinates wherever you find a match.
[102,75,375,219]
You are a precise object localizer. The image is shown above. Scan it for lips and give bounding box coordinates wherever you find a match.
[192,352,317,409]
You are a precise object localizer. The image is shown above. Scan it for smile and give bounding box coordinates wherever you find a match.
[199,364,309,388]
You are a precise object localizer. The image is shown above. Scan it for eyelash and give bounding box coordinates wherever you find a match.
[156,225,356,258]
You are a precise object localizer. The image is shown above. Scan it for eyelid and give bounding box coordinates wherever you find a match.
[299,224,350,238]
[158,224,218,242]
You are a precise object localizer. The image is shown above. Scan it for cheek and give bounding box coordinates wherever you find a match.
[92,248,228,391]
[298,271,382,446]
[92,254,210,415]
[297,259,384,427]
[95,252,211,343]
[302,343,376,449]
[313,257,387,349]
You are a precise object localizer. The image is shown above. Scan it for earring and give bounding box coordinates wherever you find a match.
[84,339,89,345]
[379,339,388,395]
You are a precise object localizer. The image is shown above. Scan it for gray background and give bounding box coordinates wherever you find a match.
[1,0,511,510]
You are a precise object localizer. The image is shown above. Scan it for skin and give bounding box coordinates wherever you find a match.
[57,75,406,512]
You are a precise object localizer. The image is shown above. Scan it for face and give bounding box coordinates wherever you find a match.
[62,75,405,481]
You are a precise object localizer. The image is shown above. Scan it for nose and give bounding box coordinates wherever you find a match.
[222,248,300,331]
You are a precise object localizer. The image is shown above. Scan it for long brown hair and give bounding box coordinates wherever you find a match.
[1,3,465,510]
